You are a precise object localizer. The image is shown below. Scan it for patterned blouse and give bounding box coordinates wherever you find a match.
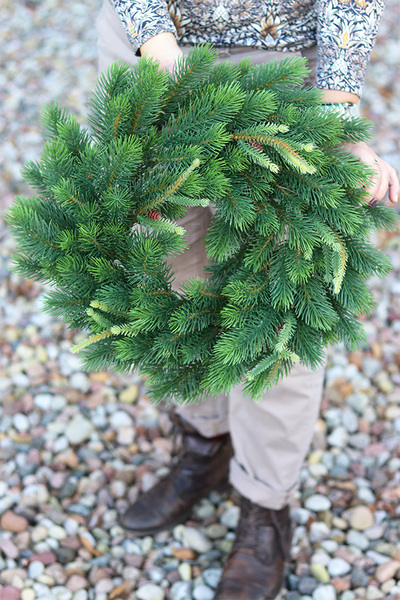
[109,0,385,96]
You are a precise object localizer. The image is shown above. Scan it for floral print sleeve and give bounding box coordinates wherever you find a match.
[316,0,385,97]
[108,0,385,95]
[110,0,177,55]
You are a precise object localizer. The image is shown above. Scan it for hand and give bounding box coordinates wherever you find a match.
[140,32,183,74]
[341,141,399,206]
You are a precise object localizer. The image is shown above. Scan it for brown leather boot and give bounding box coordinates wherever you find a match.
[214,497,292,600]
[119,413,233,535]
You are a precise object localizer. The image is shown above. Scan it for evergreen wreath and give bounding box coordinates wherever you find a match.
[7,46,398,403]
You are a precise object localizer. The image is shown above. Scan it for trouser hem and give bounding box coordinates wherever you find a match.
[229,457,297,510]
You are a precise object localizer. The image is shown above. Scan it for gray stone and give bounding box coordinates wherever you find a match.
[346,530,369,551]
[349,433,371,450]
[203,568,222,589]
[362,358,382,378]
[170,581,192,600]
[351,568,369,588]
[341,408,359,433]
[299,577,319,595]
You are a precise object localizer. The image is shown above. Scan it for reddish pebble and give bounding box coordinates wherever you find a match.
[331,576,351,592]
[0,539,19,559]
[29,551,57,565]
[67,574,89,591]
[0,586,20,600]
[0,510,29,533]
[124,554,144,568]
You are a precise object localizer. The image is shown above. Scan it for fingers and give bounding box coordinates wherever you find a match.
[366,157,389,203]
[341,142,399,206]
[362,153,398,206]
[388,163,400,204]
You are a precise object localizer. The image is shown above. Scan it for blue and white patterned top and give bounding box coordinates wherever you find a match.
[109,0,385,96]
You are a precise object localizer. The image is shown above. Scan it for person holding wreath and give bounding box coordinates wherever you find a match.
[95,1,399,598]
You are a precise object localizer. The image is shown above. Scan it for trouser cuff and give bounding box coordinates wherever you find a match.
[229,457,297,510]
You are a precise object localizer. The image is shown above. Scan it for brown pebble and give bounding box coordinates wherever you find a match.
[0,510,29,533]
[79,534,102,557]
[375,560,400,583]
[61,535,82,551]
[89,567,113,585]
[108,581,135,600]
[172,547,197,560]
[9,431,32,444]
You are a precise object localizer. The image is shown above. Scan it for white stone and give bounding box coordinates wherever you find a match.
[28,560,45,579]
[34,393,54,410]
[13,413,30,432]
[193,584,214,600]
[21,590,36,600]
[304,494,332,512]
[136,583,165,600]
[48,525,67,540]
[327,557,351,577]
[182,527,212,554]
[59,352,83,375]
[50,587,73,600]
[69,372,91,393]
[110,410,133,429]
[65,415,94,445]
[312,584,337,600]
[366,586,384,600]
[117,426,135,446]
[311,552,330,567]
[178,562,192,581]
[327,427,350,448]
[220,505,240,529]
[72,591,88,600]
[309,522,331,543]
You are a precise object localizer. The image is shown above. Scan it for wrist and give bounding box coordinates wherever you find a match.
[319,89,360,105]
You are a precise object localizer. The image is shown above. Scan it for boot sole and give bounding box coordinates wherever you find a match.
[119,481,232,536]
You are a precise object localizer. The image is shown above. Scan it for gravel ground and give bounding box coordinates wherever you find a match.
[1,1,400,599]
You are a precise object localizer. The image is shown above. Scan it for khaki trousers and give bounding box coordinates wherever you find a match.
[96,0,325,510]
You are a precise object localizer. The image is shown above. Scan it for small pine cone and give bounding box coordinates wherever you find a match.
[249,140,264,153]
[147,209,162,221]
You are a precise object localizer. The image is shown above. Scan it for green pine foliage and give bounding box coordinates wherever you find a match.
[7,45,399,403]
